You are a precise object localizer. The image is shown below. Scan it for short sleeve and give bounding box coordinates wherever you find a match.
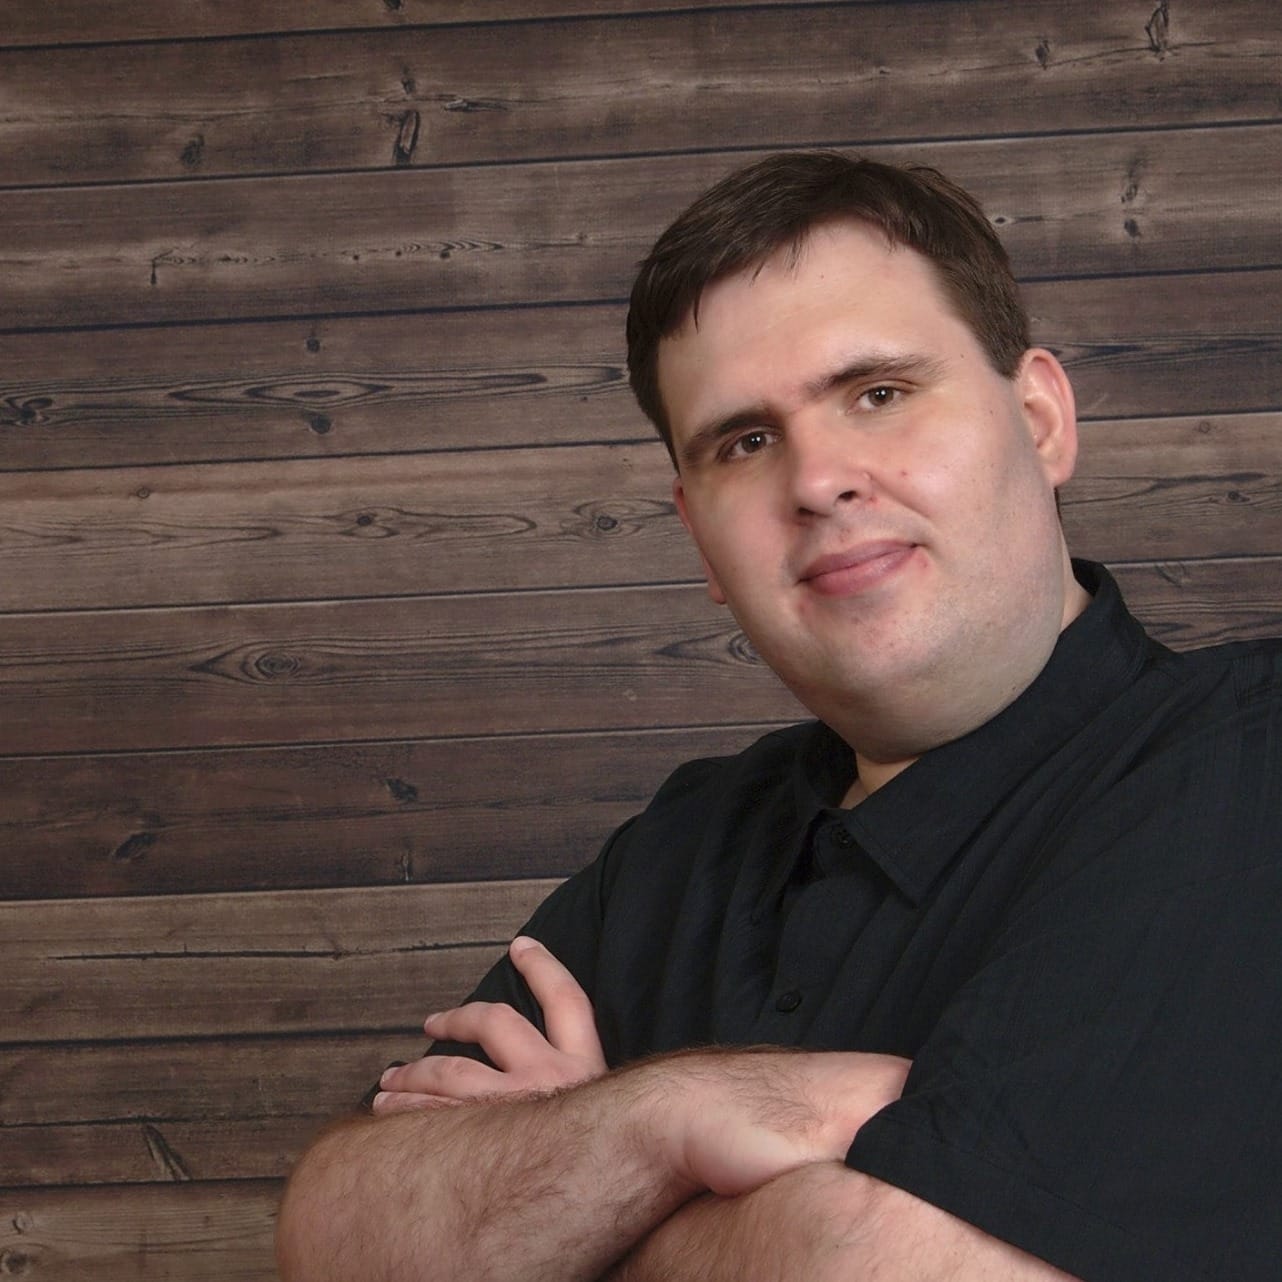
[848,684,1282,1281]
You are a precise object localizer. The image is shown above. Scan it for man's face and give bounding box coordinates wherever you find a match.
[658,219,1083,757]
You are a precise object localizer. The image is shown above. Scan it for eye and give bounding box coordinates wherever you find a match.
[859,385,901,410]
[722,428,775,460]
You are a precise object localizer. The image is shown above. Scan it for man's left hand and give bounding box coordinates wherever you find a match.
[372,936,607,1112]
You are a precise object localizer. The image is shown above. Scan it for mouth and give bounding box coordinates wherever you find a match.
[799,541,918,596]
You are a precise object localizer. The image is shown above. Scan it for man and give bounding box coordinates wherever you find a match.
[277,153,1282,1280]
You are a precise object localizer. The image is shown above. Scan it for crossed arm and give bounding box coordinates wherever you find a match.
[276,937,1079,1282]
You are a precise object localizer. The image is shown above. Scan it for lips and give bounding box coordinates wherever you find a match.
[799,541,918,596]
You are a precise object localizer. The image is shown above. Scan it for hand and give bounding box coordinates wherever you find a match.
[372,935,607,1113]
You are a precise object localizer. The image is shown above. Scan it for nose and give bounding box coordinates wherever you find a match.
[786,417,872,516]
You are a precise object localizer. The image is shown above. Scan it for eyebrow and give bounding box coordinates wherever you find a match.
[676,350,945,469]
[677,407,775,469]
[802,351,944,400]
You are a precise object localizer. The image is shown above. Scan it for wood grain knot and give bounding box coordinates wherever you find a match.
[253,652,302,679]
[1146,1,1170,54]
[112,832,156,864]
[10,397,52,426]
[393,110,420,166]
[180,134,205,169]
[385,777,419,803]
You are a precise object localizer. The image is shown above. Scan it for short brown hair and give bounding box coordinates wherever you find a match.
[626,151,1030,461]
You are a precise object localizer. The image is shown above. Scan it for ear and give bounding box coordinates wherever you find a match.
[1016,348,1078,489]
[672,475,727,605]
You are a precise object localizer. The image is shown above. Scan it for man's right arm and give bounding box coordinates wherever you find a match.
[276,1065,690,1282]
[275,1045,909,1282]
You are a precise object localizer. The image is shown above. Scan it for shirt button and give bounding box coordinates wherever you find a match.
[775,989,803,1012]
[832,828,854,848]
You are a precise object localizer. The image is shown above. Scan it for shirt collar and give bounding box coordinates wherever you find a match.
[778,560,1156,906]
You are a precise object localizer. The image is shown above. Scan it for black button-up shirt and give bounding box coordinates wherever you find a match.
[435,562,1282,1281]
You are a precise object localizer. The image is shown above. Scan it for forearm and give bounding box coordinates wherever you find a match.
[605,1163,1081,1282]
[604,1163,860,1282]
[277,1047,909,1282]
[277,1076,694,1282]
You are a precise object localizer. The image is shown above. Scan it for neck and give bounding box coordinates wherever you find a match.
[841,757,910,807]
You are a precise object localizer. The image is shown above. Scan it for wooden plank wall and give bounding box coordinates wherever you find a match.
[2,1,1279,1276]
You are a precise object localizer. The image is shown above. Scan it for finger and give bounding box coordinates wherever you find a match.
[382,1053,502,1098]
[509,936,604,1063]
[420,1002,552,1072]
[371,1089,462,1114]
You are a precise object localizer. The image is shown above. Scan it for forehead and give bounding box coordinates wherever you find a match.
[656,221,965,430]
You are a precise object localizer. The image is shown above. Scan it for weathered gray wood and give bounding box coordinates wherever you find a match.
[2,878,555,963]
[1,1033,414,1185]
[3,269,1281,472]
[0,585,801,754]
[1,1117,314,1188]
[0,1182,280,1282]
[3,2,1276,184]
[0,303,642,467]
[1112,557,1282,649]
[1039,272,1282,421]
[1,1031,429,1185]
[0,441,680,610]
[1,413,1279,613]
[3,879,556,1042]
[4,127,1280,330]
[0,725,759,899]
[1062,413,1282,563]
[0,0,836,48]
[4,1030,410,1123]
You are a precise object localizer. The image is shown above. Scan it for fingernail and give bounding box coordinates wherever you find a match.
[379,1060,407,1087]
[510,935,539,955]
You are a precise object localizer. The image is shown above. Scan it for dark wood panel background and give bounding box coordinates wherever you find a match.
[2,3,1279,1278]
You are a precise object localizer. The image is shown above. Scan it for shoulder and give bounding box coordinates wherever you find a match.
[1130,634,1282,760]
[1169,634,1282,702]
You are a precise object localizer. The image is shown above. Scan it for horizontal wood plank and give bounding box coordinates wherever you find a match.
[0,1182,280,1282]
[0,585,803,754]
[6,934,499,1042]
[2,1032,423,1185]
[1062,413,1282,563]
[1035,272,1282,421]
[0,0,829,48]
[0,303,643,467]
[2,559,1279,756]
[5,1031,425,1134]
[0,441,682,609]
[3,880,556,1042]
[3,128,1280,330]
[0,725,759,899]
[1,271,1279,471]
[1112,558,1282,650]
[0,412,1278,612]
[3,2,1277,184]
[7,1033,418,1131]
[2,1117,313,1189]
